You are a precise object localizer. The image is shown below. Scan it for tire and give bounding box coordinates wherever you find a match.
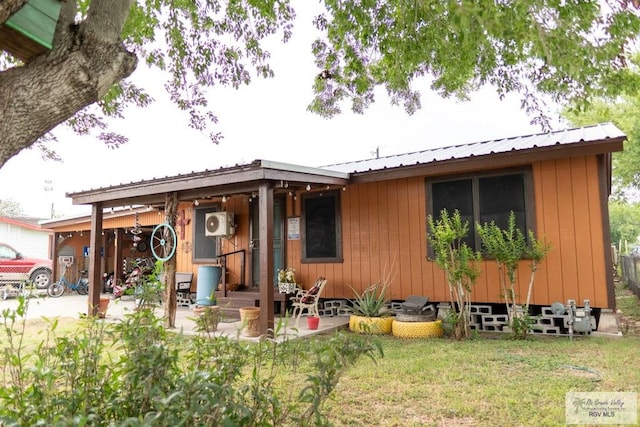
[47,283,65,298]
[77,282,89,295]
[31,269,53,289]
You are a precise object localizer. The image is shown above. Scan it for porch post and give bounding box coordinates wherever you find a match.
[52,232,59,282]
[164,192,178,328]
[258,183,275,336]
[113,228,123,288]
[88,203,103,317]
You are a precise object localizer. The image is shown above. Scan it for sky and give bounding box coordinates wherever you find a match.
[0,4,565,219]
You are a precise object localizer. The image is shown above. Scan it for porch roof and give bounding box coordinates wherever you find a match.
[66,159,349,209]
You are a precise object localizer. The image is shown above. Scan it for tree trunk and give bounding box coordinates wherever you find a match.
[0,0,28,24]
[0,0,137,168]
[164,192,178,328]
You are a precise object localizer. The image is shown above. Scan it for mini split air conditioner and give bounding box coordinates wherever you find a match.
[205,212,235,237]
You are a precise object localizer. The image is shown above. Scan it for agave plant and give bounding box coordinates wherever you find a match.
[348,282,391,317]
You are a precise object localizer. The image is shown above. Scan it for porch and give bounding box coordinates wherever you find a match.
[0,294,349,341]
[212,288,295,321]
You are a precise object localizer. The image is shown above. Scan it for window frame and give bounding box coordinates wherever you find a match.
[426,167,536,254]
[301,190,343,263]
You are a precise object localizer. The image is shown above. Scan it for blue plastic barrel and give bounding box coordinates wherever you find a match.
[196,265,221,305]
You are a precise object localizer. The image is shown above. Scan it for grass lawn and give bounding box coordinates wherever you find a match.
[322,284,640,426]
[2,288,639,427]
[322,334,639,426]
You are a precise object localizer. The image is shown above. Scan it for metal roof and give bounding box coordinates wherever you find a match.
[321,122,625,174]
[66,159,349,208]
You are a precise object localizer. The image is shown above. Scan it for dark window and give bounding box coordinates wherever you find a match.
[302,192,342,262]
[432,178,475,249]
[192,205,220,263]
[428,169,533,251]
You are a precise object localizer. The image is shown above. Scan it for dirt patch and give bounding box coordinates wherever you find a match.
[437,417,477,427]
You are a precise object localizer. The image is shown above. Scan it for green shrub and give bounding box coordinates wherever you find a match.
[347,282,391,317]
[0,296,382,426]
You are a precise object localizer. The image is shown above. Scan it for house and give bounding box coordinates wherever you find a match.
[0,216,53,259]
[45,123,624,335]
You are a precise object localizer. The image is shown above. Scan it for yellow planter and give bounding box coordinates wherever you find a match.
[392,319,444,339]
[349,315,394,334]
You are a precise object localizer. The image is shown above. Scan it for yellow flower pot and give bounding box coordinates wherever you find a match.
[349,315,394,334]
[392,319,444,339]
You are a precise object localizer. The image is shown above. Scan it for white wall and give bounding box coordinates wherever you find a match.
[0,222,51,259]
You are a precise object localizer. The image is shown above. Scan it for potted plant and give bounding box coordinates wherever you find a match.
[307,315,320,330]
[277,267,297,294]
[347,281,394,335]
[192,305,223,335]
[193,290,217,317]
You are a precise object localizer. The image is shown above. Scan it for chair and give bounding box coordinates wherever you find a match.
[290,277,328,327]
[175,272,195,307]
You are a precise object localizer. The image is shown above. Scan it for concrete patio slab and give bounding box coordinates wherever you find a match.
[0,293,350,341]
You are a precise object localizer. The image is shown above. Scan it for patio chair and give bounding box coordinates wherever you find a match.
[175,272,195,307]
[290,277,328,327]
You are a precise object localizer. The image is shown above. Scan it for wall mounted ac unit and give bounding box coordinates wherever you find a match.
[205,212,235,237]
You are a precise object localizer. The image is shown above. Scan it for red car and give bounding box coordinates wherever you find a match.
[0,242,53,290]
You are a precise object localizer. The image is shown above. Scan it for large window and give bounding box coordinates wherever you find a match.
[192,205,221,263]
[428,169,534,251]
[302,191,342,262]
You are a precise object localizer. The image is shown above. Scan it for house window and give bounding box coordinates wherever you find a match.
[302,191,342,262]
[192,205,221,263]
[427,169,533,251]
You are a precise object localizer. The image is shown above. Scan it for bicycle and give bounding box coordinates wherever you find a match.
[47,264,89,297]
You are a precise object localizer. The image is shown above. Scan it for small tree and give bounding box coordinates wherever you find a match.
[428,209,481,340]
[477,212,551,339]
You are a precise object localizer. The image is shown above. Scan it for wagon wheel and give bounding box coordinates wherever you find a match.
[150,223,177,261]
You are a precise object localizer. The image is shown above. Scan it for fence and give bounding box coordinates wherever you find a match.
[620,255,640,298]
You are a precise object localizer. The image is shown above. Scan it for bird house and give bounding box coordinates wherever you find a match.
[0,0,63,61]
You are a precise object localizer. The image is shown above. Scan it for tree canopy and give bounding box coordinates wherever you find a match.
[1,0,640,168]
[609,200,640,247]
[564,81,640,193]
[0,198,23,217]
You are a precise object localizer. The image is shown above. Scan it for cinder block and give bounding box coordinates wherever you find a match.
[318,308,334,317]
[482,315,508,324]
[532,326,561,335]
[535,317,554,326]
[324,300,346,309]
[482,323,504,332]
[336,307,351,317]
[470,305,493,315]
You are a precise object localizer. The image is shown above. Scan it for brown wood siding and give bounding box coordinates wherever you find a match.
[276,155,611,308]
[50,210,161,233]
[530,157,608,307]
[50,152,612,308]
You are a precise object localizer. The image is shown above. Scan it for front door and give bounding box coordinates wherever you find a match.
[250,195,285,288]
